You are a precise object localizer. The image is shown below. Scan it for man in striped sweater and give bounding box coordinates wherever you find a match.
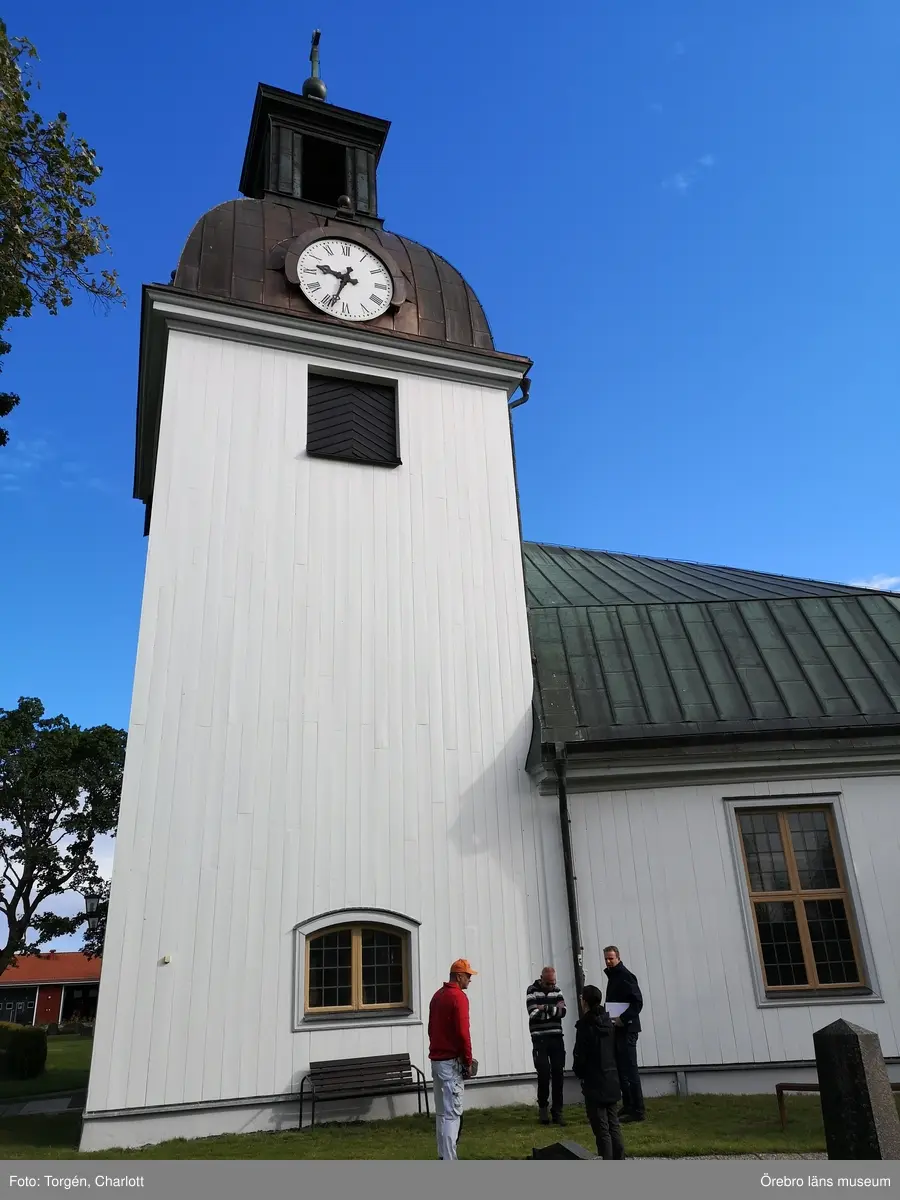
[526,966,567,1125]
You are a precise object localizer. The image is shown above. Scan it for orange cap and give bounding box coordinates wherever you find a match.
[450,959,478,976]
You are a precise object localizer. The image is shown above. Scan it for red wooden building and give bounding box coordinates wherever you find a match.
[0,951,101,1026]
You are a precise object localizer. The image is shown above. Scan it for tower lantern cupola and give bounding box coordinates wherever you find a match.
[238,31,389,224]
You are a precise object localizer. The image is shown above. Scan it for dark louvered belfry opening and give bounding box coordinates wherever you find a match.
[264,122,378,216]
[306,373,400,467]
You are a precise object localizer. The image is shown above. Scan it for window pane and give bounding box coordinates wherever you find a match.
[805,898,860,985]
[788,811,840,890]
[755,901,808,987]
[308,930,352,1008]
[361,930,405,1005]
[739,812,790,891]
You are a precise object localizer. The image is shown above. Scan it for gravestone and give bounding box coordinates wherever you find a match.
[532,1140,597,1159]
[813,1018,900,1160]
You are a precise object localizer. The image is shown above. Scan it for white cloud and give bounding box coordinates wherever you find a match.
[92,835,116,882]
[87,477,116,495]
[662,153,716,197]
[663,171,692,194]
[849,574,900,592]
[1,437,53,485]
[0,434,113,496]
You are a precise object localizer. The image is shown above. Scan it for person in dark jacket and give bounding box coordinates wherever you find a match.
[572,984,625,1160]
[603,945,645,1122]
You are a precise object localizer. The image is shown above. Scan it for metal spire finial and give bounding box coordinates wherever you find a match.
[302,30,327,100]
[309,29,321,78]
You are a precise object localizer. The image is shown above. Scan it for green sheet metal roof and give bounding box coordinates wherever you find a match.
[523,542,879,607]
[524,543,900,747]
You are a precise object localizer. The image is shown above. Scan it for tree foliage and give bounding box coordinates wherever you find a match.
[0,21,124,446]
[0,697,126,975]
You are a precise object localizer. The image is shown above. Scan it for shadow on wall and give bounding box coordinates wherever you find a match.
[280,709,573,1113]
[442,708,575,1075]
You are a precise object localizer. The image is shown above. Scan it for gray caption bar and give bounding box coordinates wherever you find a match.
[2,1162,898,1200]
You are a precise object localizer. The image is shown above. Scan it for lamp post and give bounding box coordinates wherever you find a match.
[84,891,104,933]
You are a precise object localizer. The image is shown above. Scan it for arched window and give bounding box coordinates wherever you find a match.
[306,923,409,1014]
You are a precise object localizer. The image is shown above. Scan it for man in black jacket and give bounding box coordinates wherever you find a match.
[572,984,625,1159]
[603,945,645,1122]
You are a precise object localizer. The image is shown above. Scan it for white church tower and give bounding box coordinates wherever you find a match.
[82,40,569,1150]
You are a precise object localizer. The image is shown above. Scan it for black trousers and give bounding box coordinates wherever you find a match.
[614,1030,645,1116]
[584,1095,625,1160]
[532,1038,566,1114]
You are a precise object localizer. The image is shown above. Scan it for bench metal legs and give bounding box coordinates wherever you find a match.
[776,1083,822,1131]
[411,1064,431,1117]
[777,1080,900,1130]
[299,1075,318,1130]
[299,1066,431,1131]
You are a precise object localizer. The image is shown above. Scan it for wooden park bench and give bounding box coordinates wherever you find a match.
[298,1052,430,1129]
[776,1080,900,1130]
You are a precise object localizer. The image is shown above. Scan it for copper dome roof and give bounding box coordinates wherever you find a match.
[173,197,495,351]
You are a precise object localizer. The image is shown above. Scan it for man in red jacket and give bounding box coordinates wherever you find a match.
[428,958,477,1161]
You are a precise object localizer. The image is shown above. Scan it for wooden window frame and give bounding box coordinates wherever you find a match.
[304,923,410,1016]
[735,804,866,996]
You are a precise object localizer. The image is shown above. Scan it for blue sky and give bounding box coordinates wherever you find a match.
[2,0,899,750]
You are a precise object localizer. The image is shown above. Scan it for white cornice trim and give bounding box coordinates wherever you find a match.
[531,740,900,793]
[145,288,530,391]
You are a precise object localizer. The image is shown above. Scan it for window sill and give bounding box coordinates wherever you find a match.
[758,990,881,1009]
[294,1011,421,1033]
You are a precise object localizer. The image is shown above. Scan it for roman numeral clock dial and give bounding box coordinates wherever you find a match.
[296,238,394,322]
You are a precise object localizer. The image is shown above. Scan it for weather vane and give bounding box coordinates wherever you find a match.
[302,30,327,100]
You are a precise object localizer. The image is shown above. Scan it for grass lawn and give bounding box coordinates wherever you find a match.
[0,1036,93,1101]
[0,1094,872,1160]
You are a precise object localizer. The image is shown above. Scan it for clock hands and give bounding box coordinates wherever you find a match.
[315,263,359,303]
[334,270,356,300]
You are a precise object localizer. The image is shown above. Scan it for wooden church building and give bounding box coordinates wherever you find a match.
[82,43,900,1150]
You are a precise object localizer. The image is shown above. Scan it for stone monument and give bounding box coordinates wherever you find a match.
[813,1018,900,1159]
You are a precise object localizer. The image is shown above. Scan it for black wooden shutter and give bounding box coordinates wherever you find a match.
[306,373,400,467]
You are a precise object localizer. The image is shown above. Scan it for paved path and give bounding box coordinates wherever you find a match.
[0,1090,86,1118]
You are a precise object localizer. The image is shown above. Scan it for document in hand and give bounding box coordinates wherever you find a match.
[605,1002,629,1018]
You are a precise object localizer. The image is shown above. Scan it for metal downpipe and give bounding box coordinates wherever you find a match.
[554,743,585,1002]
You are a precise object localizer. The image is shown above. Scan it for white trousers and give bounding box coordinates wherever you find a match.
[432,1058,465,1160]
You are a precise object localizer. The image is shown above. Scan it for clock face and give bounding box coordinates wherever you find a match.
[295,238,394,322]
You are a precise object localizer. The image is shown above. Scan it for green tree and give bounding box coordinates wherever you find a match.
[0,21,124,447]
[0,697,126,974]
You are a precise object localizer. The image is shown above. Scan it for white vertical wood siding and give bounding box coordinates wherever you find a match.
[571,775,900,1067]
[87,331,569,1113]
